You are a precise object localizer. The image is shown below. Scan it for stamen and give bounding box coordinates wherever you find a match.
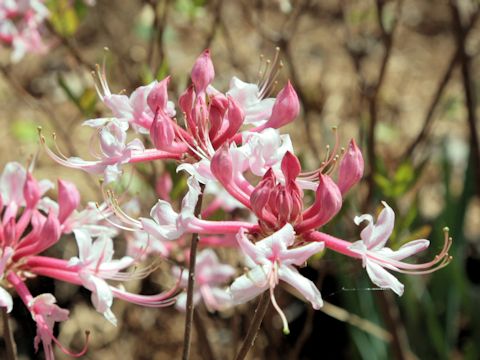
[52,330,90,358]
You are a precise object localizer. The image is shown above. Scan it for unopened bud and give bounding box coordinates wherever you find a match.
[191,49,215,93]
[264,81,299,129]
[337,139,364,195]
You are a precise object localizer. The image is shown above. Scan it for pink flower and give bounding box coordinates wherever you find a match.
[68,229,135,325]
[174,249,235,311]
[226,77,275,125]
[229,224,324,333]
[30,294,70,360]
[348,202,435,296]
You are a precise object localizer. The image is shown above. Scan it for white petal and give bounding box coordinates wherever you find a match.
[365,261,404,296]
[278,266,323,309]
[229,266,269,305]
[72,229,93,263]
[0,287,13,313]
[282,241,324,266]
[388,239,430,261]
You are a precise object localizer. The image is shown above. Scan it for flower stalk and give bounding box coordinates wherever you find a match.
[234,291,270,360]
[1,308,17,360]
[182,183,205,360]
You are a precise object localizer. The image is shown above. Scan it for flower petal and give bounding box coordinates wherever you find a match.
[278,266,323,309]
[229,265,269,305]
[365,260,404,296]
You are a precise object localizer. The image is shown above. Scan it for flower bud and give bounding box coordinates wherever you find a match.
[338,139,364,195]
[58,180,80,224]
[281,151,301,183]
[212,97,245,148]
[150,111,176,151]
[210,145,233,186]
[263,81,299,129]
[147,76,170,113]
[296,174,342,233]
[208,95,228,139]
[250,169,276,221]
[179,84,195,115]
[23,172,40,208]
[191,49,215,93]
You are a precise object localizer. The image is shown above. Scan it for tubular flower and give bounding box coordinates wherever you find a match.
[304,202,452,296]
[173,249,235,311]
[229,224,324,334]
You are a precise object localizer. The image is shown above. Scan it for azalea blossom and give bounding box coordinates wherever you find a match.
[305,202,452,296]
[0,162,178,359]
[0,0,49,62]
[174,249,235,311]
[229,224,324,334]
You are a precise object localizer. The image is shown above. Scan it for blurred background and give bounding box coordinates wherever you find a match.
[1,0,480,359]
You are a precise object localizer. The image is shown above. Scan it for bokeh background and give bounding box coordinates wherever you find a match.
[1,0,480,359]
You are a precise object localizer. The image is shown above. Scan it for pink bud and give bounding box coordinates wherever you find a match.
[296,174,342,233]
[337,139,364,195]
[179,85,195,115]
[210,145,233,185]
[191,49,215,93]
[250,169,276,222]
[281,151,301,183]
[264,81,299,129]
[58,180,80,224]
[23,172,40,208]
[212,97,245,148]
[147,76,170,113]
[3,217,16,246]
[37,212,61,253]
[150,111,176,151]
[208,95,228,139]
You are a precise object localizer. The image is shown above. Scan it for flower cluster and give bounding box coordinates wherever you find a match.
[0,162,178,359]
[0,0,49,62]
[37,49,452,354]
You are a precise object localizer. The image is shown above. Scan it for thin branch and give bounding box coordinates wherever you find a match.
[45,21,93,70]
[147,0,170,75]
[1,308,16,360]
[450,1,480,198]
[403,8,479,159]
[182,183,206,360]
[193,307,217,360]
[364,0,403,209]
[234,291,270,360]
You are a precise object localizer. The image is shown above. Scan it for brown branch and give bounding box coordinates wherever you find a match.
[45,21,93,70]
[1,308,16,360]
[182,183,206,360]
[450,1,480,198]
[234,291,270,360]
[364,0,403,210]
[147,0,170,75]
[403,8,479,159]
[193,308,217,360]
